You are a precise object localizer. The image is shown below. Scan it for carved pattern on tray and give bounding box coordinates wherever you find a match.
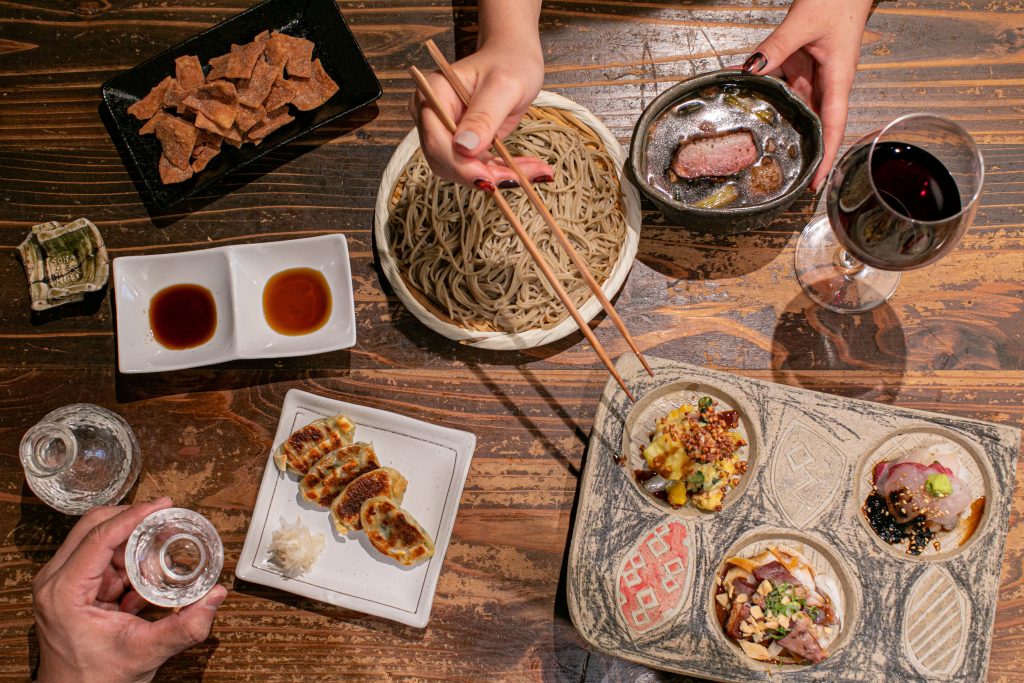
[615,520,693,635]
[902,565,970,677]
[770,419,845,529]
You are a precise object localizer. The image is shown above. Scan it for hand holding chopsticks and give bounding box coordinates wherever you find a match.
[422,41,653,380]
[409,65,637,402]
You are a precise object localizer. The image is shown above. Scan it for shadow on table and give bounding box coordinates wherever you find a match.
[14,482,79,565]
[634,194,816,283]
[114,358,347,404]
[26,289,110,326]
[154,636,219,682]
[378,287,593,478]
[100,102,380,229]
[230,579,428,643]
[771,291,907,403]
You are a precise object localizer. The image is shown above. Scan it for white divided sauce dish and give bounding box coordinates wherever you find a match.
[113,234,356,373]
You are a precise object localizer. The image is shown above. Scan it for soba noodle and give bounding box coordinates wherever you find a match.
[388,110,627,333]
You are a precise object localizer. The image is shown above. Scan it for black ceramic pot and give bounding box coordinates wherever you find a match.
[629,70,824,233]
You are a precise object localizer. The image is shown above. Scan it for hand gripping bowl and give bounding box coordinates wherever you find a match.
[629,70,824,233]
[374,91,642,351]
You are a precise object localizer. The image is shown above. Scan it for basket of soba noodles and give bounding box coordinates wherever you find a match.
[374,91,642,350]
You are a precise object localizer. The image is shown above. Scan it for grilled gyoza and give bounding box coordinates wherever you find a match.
[330,467,407,534]
[272,414,355,474]
[360,496,435,567]
[300,442,380,507]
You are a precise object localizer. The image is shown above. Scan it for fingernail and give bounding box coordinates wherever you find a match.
[473,179,496,192]
[532,174,554,185]
[455,130,480,151]
[497,179,520,189]
[154,496,172,506]
[743,52,768,74]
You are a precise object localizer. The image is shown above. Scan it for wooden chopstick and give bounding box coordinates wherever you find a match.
[424,40,654,378]
[408,66,635,402]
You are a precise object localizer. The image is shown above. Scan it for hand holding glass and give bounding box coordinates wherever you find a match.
[125,508,223,608]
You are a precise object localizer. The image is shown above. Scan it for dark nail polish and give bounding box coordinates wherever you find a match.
[532,174,554,185]
[742,52,768,74]
[497,179,520,189]
[473,178,496,192]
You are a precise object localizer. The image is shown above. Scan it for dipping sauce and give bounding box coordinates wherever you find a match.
[262,268,331,335]
[149,284,217,350]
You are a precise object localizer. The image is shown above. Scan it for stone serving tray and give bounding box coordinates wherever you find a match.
[567,355,1020,682]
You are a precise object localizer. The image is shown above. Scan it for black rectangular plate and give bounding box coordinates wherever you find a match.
[100,0,382,209]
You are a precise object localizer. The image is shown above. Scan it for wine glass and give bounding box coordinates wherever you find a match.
[124,508,223,608]
[795,113,983,313]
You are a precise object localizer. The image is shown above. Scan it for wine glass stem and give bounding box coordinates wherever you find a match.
[834,247,865,276]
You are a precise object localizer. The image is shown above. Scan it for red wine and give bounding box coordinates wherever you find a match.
[870,142,961,221]
[829,142,966,270]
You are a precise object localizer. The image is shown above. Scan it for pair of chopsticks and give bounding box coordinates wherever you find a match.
[409,40,653,401]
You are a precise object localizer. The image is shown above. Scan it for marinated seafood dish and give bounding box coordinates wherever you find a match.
[634,396,747,511]
[715,546,842,664]
[863,442,985,555]
[644,84,803,209]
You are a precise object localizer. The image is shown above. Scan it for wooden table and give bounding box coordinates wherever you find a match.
[1,1,1021,680]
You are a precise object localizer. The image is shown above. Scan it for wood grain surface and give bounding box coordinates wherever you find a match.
[0,0,1021,681]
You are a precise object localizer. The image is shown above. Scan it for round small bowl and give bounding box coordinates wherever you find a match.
[629,70,824,233]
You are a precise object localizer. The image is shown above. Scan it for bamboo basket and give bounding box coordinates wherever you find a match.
[373,91,642,350]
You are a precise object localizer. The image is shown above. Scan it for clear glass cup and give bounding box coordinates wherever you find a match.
[19,403,141,515]
[124,508,223,608]
[795,113,984,313]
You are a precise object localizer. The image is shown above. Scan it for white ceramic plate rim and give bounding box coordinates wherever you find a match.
[113,234,356,373]
[235,389,476,628]
[373,90,642,350]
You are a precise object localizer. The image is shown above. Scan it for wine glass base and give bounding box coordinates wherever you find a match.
[795,214,902,314]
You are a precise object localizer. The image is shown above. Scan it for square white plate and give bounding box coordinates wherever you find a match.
[235,389,476,628]
[113,234,355,373]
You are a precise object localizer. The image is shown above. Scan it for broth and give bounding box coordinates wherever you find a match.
[149,284,217,350]
[262,268,331,335]
[645,85,803,209]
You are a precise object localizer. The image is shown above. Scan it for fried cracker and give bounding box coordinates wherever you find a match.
[154,115,198,170]
[159,153,194,184]
[182,81,239,130]
[238,59,280,108]
[290,59,339,111]
[128,75,173,121]
[226,40,264,80]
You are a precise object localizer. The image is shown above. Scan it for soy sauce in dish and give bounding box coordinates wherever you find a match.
[149,284,217,350]
[262,268,331,335]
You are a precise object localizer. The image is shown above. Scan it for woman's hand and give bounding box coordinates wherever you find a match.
[33,499,228,683]
[409,0,551,189]
[743,0,874,189]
